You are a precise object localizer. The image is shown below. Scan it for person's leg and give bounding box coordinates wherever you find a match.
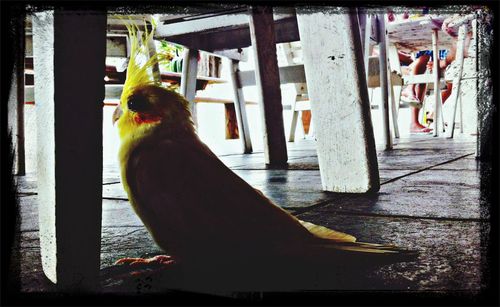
[402,54,431,102]
[406,54,432,132]
[442,82,453,103]
[410,106,432,132]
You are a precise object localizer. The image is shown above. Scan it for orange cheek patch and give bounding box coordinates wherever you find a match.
[133,113,162,125]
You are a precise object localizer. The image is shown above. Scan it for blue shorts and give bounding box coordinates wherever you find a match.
[415,50,449,60]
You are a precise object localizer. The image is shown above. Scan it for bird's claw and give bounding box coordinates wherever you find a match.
[114,255,174,266]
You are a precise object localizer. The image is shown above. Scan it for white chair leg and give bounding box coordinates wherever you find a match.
[459,94,464,133]
[389,81,400,138]
[229,59,253,153]
[289,113,298,142]
[445,24,467,138]
[431,29,441,136]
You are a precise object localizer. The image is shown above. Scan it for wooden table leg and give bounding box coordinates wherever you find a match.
[248,6,288,167]
[33,10,105,290]
[296,8,380,193]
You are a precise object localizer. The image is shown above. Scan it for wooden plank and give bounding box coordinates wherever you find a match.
[7,13,26,175]
[228,59,253,153]
[32,10,105,290]
[386,15,455,53]
[238,64,306,87]
[403,74,435,85]
[212,49,248,61]
[156,15,300,52]
[377,14,392,150]
[180,48,199,124]
[155,10,295,37]
[249,6,288,166]
[296,8,380,193]
[106,35,128,57]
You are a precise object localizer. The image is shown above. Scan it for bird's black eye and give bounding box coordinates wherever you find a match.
[127,95,149,112]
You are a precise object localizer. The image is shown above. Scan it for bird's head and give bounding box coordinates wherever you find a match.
[113,19,193,140]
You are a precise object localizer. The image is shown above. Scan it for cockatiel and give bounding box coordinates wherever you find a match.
[113,21,416,292]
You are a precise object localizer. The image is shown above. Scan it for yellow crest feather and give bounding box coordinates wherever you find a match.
[120,17,168,108]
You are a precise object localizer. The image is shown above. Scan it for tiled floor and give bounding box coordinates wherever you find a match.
[11,134,490,297]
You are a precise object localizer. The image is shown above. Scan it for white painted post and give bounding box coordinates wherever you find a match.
[445,25,467,138]
[180,48,199,126]
[145,32,161,83]
[364,15,374,83]
[296,8,380,193]
[33,10,105,290]
[431,29,442,137]
[376,14,393,150]
[228,58,253,153]
[387,44,401,139]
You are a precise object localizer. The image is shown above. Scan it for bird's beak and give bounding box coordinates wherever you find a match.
[112,105,123,126]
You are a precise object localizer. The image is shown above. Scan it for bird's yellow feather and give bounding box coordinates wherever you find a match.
[114,19,417,270]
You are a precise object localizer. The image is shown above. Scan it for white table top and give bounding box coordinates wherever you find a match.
[386,15,456,53]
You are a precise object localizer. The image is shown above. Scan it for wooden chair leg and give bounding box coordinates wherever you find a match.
[288,98,299,142]
[228,59,253,153]
[376,14,392,149]
[386,44,402,139]
[431,29,442,136]
[388,79,400,139]
[180,48,199,126]
[459,94,464,134]
[445,24,467,138]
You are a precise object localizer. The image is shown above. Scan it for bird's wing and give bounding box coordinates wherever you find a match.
[125,135,417,263]
[125,136,321,254]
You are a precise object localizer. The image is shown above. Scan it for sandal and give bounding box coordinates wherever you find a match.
[401,92,423,109]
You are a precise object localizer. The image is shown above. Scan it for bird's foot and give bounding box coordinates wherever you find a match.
[114,255,175,276]
[115,255,174,266]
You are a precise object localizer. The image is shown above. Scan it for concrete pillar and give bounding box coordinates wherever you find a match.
[296,8,380,193]
[32,10,106,290]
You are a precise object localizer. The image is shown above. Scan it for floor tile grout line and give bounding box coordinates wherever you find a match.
[292,153,474,217]
[295,209,486,223]
[380,153,474,186]
[103,197,129,201]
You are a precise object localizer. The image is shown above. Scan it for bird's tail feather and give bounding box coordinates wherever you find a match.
[299,219,417,263]
[308,238,419,266]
